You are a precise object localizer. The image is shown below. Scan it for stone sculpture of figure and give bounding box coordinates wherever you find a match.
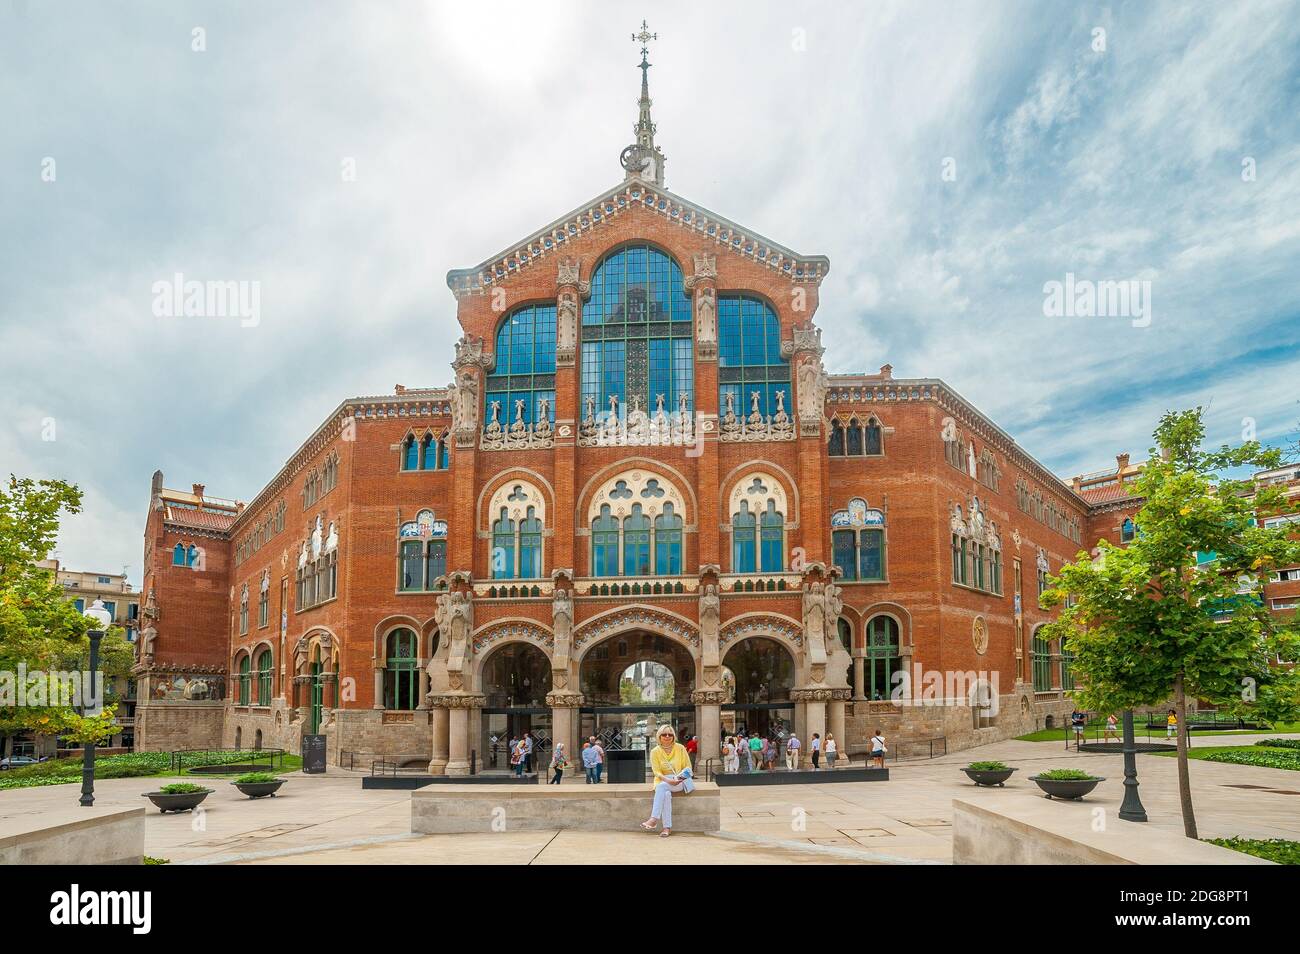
[797,358,828,421]
[750,390,762,417]
[514,399,527,425]
[488,400,501,426]
[677,391,689,418]
[583,394,596,424]
[536,397,551,431]
[775,389,786,415]
[802,582,827,661]
[443,590,473,690]
[695,286,717,344]
[557,294,578,355]
[452,369,479,435]
[699,583,721,679]
[551,586,573,688]
[723,390,736,418]
[968,441,977,478]
[310,516,323,558]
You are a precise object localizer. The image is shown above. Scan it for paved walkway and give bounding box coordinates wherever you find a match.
[1,731,1294,864]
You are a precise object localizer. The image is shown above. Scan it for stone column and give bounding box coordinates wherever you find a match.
[441,694,483,776]
[691,688,726,775]
[372,668,384,710]
[428,705,449,775]
[417,664,430,710]
[794,688,830,758]
[830,689,849,759]
[852,654,866,701]
[547,691,584,779]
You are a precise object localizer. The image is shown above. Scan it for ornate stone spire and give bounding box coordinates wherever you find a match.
[620,20,666,187]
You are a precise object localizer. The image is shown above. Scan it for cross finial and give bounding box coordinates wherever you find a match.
[632,19,657,61]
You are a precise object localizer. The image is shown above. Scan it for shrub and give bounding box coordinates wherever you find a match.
[234,772,281,784]
[143,856,170,865]
[1203,749,1300,772]
[1035,768,1097,781]
[1255,738,1300,751]
[967,761,1010,772]
[157,782,208,795]
[1205,837,1300,865]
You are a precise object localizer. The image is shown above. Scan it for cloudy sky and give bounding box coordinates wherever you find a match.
[3,0,1298,583]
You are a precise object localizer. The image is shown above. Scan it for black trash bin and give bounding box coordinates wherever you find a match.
[605,748,646,784]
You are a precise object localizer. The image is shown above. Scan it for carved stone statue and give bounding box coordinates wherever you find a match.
[695,286,716,345]
[699,583,721,683]
[797,358,828,422]
[450,369,479,438]
[557,293,578,361]
[802,582,828,674]
[441,591,473,690]
[551,586,573,688]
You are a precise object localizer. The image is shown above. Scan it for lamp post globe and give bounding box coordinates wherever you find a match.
[79,599,112,807]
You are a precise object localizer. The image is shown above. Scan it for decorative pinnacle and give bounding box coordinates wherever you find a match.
[620,19,666,186]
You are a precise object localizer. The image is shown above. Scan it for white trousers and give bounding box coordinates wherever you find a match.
[652,779,686,827]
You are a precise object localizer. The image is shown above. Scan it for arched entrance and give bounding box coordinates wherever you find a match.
[578,631,696,751]
[721,637,796,740]
[479,642,552,773]
[308,646,323,734]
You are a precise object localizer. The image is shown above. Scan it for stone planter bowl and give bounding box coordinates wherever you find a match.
[962,766,1018,787]
[142,789,214,813]
[232,779,285,799]
[1029,775,1104,800]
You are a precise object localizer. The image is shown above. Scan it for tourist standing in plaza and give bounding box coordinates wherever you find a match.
[749,732,764,772]
[824,733,838,769]
[641,725,692,838]
[737,731,751,773]
[581,742,600,784]
[549,742,568,784]
[1070,709,1086,747]
[522,732,534,773]
[1166,709,1178,739]
[723,736,739,774]
[870,729,887,768]
[785,731,800,770]
[1104,713,1118,743]
[589,736,606,782]
[511,737,528,777]
[810,732,821,770]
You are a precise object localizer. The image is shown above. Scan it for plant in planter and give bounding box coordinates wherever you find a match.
[1029,768,1105,800]
[231,772,285,799]
[962,760,1018,787]
[142,782,214,813]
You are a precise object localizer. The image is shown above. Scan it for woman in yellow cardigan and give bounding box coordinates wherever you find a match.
[641,725,692,837]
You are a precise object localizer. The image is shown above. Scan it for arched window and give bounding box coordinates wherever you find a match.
[486,303,556,430]
[420,434,434,470]
[395,511,446,592]
[491,508,516,580]
[654,503,683,575]
[1031,630,1051,691]
[402,435,419,471]
[831,499,886,581]
[239,584,249,635]
[622,504,652,576]
[172,543,185,566]
[257,574,269,627]
[383,628,419,711]
[1059,637,1076,691]
[1120,517,1135,543]
[864,418,883,455]
[718,295,789,419]
[592,504,620,577]
[256,649,273,705]
[581,245,693,420]
[759,500,784,572]
[732,502,757,573]
[865,616,901,701]
[519,507,542,579]
[828,419,845,456]
[436,434,451,470]
[846,417,863,456]
[186,544,197,567]
[237,654,251,706]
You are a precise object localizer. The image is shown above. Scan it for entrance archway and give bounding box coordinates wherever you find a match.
[479,641,552,773]
[721,637,796,740]
[578,631,696,751]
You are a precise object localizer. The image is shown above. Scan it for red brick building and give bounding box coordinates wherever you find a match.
[134,49,1170,769]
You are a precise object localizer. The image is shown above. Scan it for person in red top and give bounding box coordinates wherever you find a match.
[684,734,698,767]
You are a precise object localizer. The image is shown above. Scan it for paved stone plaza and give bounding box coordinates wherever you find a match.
[1,733,1295,864]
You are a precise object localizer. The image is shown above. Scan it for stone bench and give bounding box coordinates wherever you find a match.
[0,805,145,865]
[412,782,721,833]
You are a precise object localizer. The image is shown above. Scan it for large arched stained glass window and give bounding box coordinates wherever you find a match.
[581,244,693,420]
[718,295,790,419]
[486,303,556,429]
[865,616,901,700]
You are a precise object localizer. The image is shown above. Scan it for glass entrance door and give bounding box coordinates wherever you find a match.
[578,704,696,752]
[481,707,551,773]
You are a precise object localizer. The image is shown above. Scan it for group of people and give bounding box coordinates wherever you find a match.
[718,729,888,772]
[548,736,610,784]
[1068,708,1183,746]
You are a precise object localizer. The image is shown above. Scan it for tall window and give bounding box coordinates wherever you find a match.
[832,500,886,581]
[398,511,448,591]
[403,432,451,471]
[491,504,543,580]
[654,503,683,575]
[581,245,693,419]
[865,616,901,701]
[952,534,968,585]
[718,295,790,419]
[239,585,249,635]
[732,502,757,573]
[1120,517,1135,543]
[623,504,652,576]
[237,654,251,706]
[759,501,785,573]
[383,628,419,711]
[258,577,269,627]
[592,504,620,576]
[486,303,556,429]
[1059,637,1076,691]
[257,649,273,705]
[830,416,885,457]
[1031,631,1051,691]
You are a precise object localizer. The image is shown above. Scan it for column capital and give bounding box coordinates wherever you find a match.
[427,692,486,710]
[690,688,729,705]
[544,691,585,708]
[790,685,835,703]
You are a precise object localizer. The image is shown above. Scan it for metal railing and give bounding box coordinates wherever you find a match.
[169,747,286,773]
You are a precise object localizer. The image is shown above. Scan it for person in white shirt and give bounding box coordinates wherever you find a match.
[785,732,801,770]
[810,732,822,770]
[824,733,838,769]
[869,729,887,768]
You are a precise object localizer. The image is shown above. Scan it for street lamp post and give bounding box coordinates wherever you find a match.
[1118,708,1148,822]
[80,599,112,808]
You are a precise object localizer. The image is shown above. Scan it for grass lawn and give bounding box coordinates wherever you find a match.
[0,751,303,790]
[1151,740,1300,771]
[1015,722,1300,743]
[1205,837,1300,865]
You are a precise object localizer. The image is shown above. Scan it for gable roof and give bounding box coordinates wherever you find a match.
[445,176,830,297]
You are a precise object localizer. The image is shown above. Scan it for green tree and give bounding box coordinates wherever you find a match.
[0,476,124,748]
[1043,410,1300,838]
